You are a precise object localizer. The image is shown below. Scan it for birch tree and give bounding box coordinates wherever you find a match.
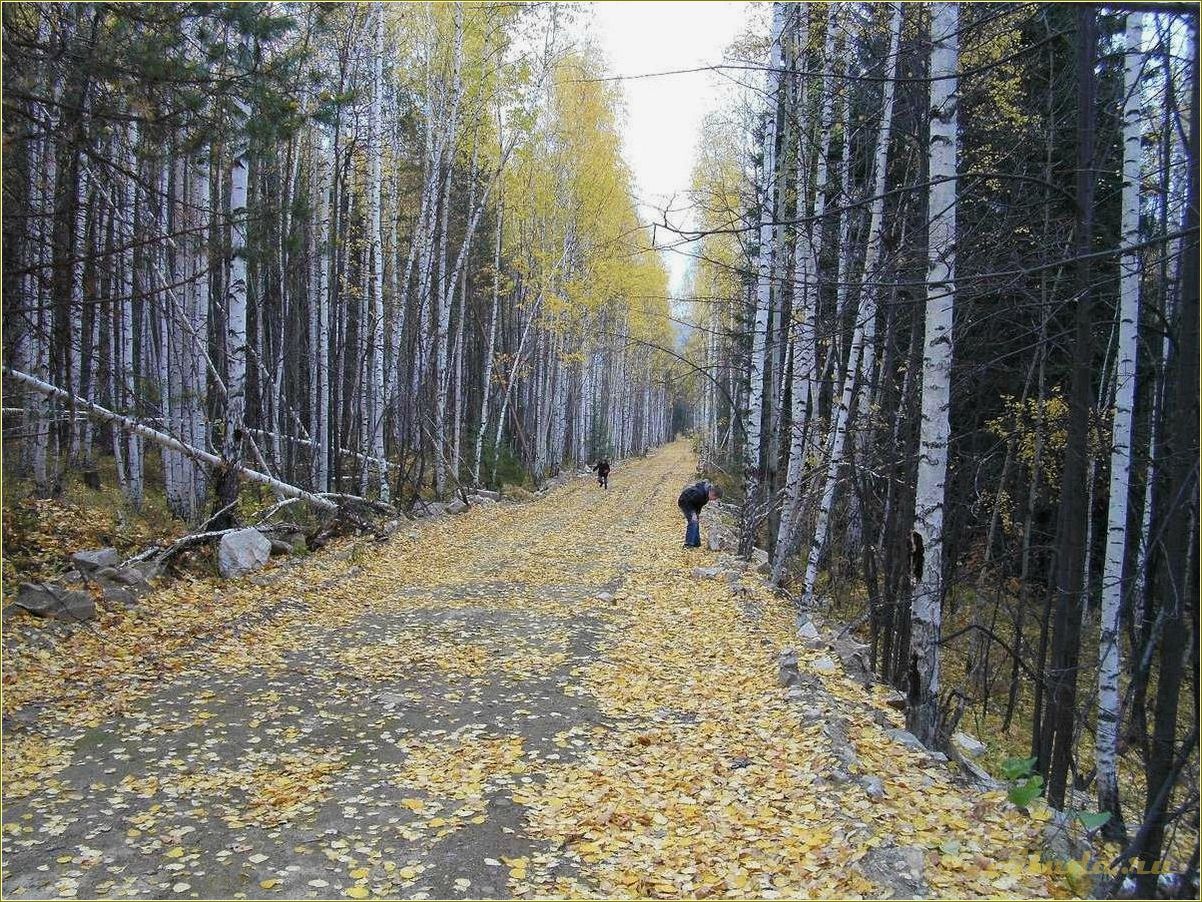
[741,1,787,556]
[797,2,902,607]
[1095,10,1145,841]
[907,1,959,747]
[773,2,839,584]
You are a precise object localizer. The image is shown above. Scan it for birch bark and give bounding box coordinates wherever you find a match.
[907,1,959,747]
[1096,11,1144,839]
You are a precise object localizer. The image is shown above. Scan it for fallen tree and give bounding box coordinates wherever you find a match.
[3,367,391,516]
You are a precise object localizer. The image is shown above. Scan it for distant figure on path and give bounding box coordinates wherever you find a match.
[678,479,721,548]
[593,458,611,489]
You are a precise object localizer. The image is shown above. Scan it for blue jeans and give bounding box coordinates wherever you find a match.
[682,509,701,547]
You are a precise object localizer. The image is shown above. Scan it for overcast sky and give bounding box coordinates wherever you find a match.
[575,1,755,295]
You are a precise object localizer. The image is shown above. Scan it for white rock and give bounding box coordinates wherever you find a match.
[811,656,838,674]
[217,528,273,579]
[952,731,986,758]
[885,728,928,753]
[797,619,821,641]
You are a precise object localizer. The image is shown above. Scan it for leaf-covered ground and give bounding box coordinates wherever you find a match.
[2,444,1064,899]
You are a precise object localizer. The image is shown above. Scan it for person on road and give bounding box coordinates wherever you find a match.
[593,458,611,489]
[678,479,721,548]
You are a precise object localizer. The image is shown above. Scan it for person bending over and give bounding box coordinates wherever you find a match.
[678,479,721,548]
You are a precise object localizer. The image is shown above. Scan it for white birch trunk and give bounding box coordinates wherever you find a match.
[774,2,838,583]
[1096,10,1144,834]
[69,166,90,465]
[907,1,959,747]
[472,204,502,484]
[188,149,211,522]
[743,1,788,550]
[317,130,333,492]
[449,253,469,483]
[31,41,60,495]
[121,127,143,507]
[223,100,250,506]
[368,3,389,501]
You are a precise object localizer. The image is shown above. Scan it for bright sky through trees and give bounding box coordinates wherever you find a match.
[579,1,756,293]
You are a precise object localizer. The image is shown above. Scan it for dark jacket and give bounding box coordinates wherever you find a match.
[596,460,610,476]
[678,480,712,515]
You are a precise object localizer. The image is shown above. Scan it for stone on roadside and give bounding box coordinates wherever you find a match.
[269,539,293,556]
[474,489,500,501]
[110,567,149,587]
[413,500,446,518]
[857,844,929,898]
[10,583,96,622]
[797,618,821,642]
[90,565,151,599]
[70,547,121,572]
[833,634,875,686]
[595,591,615,603]
[778,648,801,687]
[824,718,860,771]
[127,558,164,583]
[860,775,886,798]
[885,728,929,754]
[102,585,138,606]
[957,757,1000,790]
[706,525,732,552]
[690,566,721,580]
[811,655,838,674]
[447,498,469,515]
[952,731,986,759]
[217,528,273,579]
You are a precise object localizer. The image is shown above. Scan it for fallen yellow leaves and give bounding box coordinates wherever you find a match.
[0,734,72,800]
[337,633,490,681]
[1,444,1077,899]
[232,749,346,829]
[394,731,525,801]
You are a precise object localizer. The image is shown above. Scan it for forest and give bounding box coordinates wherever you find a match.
[1,1,1199,900]
[681,0,1198,891]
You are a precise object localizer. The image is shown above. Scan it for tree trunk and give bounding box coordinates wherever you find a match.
[1095,10,1145,841]
[1038,6,1098,808]
[907,1,959,748]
